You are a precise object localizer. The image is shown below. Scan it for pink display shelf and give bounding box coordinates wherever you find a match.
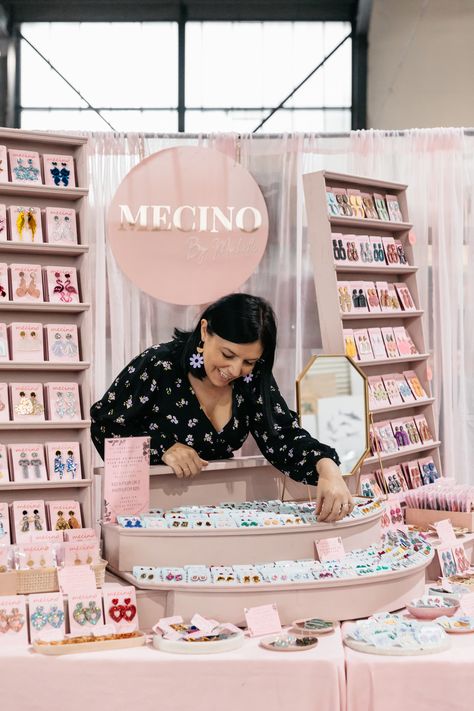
[109,552,433,628]
[102,508,382,570]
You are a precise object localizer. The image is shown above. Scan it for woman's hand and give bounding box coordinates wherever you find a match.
[162,443,208,479]
[315,458,354,523]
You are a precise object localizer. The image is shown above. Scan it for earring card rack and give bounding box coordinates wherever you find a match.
[0,128,92,527]
[302,170,441,493]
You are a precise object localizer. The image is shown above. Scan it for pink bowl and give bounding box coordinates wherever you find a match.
[407,597,460,620]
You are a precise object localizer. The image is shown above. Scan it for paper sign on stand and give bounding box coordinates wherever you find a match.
[460,593,474,616]
[104,436,150,523]
[315,536,345,562]
[57,565,97,594]
[433,519,457,547]
[244,603,282,637]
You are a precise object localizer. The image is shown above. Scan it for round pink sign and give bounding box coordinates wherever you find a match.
[107,146,269,305]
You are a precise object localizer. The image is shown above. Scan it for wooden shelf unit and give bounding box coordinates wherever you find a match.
[0,128,92,526]
[302,169,441,489]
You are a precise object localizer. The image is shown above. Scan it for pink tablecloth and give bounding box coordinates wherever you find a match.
[0,629,346,711]
[344,622,474,711]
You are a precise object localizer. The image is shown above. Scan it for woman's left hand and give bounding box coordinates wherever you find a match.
[315,458,354,523]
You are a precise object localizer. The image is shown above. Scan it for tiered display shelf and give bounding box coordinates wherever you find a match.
[302,170,441,487]
[0,128,92,525]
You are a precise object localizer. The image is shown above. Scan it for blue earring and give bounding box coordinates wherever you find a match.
[189,341,204,369]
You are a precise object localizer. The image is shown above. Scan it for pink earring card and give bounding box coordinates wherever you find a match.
[8,205,43,243]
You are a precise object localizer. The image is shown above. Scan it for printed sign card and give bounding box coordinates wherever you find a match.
[42,154,76,188]
[244,603,282,638]
[45,207,78,244]
[315,536,345,562]
[103,436,150,524]
[0,595,28,646]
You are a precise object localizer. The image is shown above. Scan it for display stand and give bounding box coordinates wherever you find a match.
[302,170,441,491]
[0,129,92,526]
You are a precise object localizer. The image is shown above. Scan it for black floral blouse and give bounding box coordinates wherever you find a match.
[90,341,340,486]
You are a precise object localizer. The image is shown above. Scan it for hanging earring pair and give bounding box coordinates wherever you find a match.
[189,341,204,369]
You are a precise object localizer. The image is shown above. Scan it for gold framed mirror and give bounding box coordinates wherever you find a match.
[296,355,370,476]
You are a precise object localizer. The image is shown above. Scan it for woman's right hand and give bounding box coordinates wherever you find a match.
[162,442,208,479]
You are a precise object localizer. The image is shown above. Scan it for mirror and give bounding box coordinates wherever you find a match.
[296,355,369,476]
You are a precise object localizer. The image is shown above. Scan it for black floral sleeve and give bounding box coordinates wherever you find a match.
[243,374,340,486]
[90,345,178,462]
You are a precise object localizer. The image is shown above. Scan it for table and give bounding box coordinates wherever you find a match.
[344,622,474,711]
[0,628,346,711]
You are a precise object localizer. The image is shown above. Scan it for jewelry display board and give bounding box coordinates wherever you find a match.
[0,128,92,527]
[302,170,441,493]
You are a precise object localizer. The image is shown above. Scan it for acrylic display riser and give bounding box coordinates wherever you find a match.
[107,552,433,630]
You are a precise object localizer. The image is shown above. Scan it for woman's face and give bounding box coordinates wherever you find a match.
[200,319,263,387]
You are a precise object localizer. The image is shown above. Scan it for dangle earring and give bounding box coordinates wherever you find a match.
[60,163,70,187]
[54,450,65,479]
[16,209,26,240]
[189,341,204,369]
[15,271,27,298]
[50,162,61,187]
[27,209,37,242]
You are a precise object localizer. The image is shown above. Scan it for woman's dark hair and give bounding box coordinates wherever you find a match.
[173,293,278,428]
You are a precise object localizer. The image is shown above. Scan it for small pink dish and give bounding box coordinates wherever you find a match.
[407,596,459,620]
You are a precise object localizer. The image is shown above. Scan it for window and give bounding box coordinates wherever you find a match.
[20,22,179,132]
[20,20,351,133]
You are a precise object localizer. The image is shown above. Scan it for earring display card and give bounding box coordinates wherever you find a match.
[63,540,100,566]
[333,187,353,217]
[44,265,80,304]
[12,500,47,542]
[9,443,47,482]
[403,370,428,400]
[45,382,82,421]
[17,543,54,570]
[103,586,139,633]
[42,154,76,188]
[414,415,435,443]
[347,189,365,218]
[0,145,8,184]
[403,460,423,489]
[383,465,407,494]
[350,282,369,313]
[0,596,28,646]
[359,474,383,498]
[390,418,413,448]
[9,322,45,362]
[381,237,400,266]
[401,417,421,446]
[0,323,9,361]
[337,281,353,314]
[331,233,348,263]
[47,500,82,531]
[380,327,400,358]
[0,443,10,483]
[29,530,64,544]
[0,264,10,302]
[387,283,402,311]
[372,421,398,454]
[368,328,387,359]
[394,283,417,311]
[393,373,416,403]
[393,326,418,356]
[375,282,392,313]
[361,193,378,219]
[357,235,374,265]
[0,384,10,422]
[373,193,390,221]
[343,235,360,263]
[365,281,382,313]
[343,329,358,359]
[64,528,97,543]
[28,593,65,642]
[10,383,45,422]
[370,237,386,265]
[45,207,78,244]
[0,502,11,543]
[353,329,374,361]
[386,194,404,222]
[8,206,43,243]
[326,189,340,217]
[45,324,80,362]
[0,204,7,241]
[45,442,82,481]
[68,591,104,636]
[418,456,441,485]
[368,376,390,410]
[381,375,404,406]
[8,149,42,185]
[10,263,44,303]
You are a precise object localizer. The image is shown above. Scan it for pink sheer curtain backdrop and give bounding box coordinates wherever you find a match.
[85,129,474,483]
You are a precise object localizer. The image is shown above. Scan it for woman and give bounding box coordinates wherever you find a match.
[91,293,353,522]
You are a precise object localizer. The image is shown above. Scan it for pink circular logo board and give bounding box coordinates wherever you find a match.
[107,146,269,305]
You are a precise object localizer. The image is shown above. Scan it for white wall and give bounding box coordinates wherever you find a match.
[368,0,474,128]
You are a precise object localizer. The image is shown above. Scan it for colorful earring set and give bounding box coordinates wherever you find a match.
[108,598,136,623]
[13,158,40,183]
[31,605,64,631]
[73,601,102,626]
[0,607,25,633]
